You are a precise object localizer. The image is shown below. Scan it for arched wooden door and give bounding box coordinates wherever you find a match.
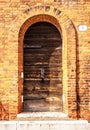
[23,22,62,112]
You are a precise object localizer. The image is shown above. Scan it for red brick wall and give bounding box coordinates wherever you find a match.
[0,0,90,120]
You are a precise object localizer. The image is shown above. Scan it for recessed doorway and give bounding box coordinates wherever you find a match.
[23,22,62,112]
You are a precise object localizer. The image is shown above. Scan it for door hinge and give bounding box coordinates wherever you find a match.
[22,95,23,103]
[21,72,24,78]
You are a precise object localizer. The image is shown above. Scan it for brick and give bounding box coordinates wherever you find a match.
[0,0,90,120]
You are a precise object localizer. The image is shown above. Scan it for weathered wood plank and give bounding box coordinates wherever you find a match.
[23,22,62,112]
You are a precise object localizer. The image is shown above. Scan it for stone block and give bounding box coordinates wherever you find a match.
[0,121,17,130]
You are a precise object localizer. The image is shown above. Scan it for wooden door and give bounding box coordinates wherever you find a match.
[23,22,62,112]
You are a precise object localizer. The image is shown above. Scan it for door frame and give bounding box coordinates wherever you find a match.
[18,13,77,118]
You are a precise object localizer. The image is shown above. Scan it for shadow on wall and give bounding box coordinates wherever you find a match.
[0,101,9,120]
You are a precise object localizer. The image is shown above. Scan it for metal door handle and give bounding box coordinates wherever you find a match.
[41,68,45,79]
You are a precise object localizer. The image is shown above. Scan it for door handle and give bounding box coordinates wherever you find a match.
[41,68,45,79]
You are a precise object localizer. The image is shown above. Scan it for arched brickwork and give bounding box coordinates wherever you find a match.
[0,0,90,121]
[8,5,77,118]
[0,4,77,120]
[16,5,77,118]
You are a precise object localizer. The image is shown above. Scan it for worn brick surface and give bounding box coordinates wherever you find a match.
[0,0,90,120]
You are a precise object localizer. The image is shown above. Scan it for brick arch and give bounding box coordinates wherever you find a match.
[18,6,77,118]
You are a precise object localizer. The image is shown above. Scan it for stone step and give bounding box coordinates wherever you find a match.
[0,120,90,130]
[17,112,69,121]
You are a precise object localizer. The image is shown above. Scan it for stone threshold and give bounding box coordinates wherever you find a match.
[17,112,68,118]
[17,112,69,121]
